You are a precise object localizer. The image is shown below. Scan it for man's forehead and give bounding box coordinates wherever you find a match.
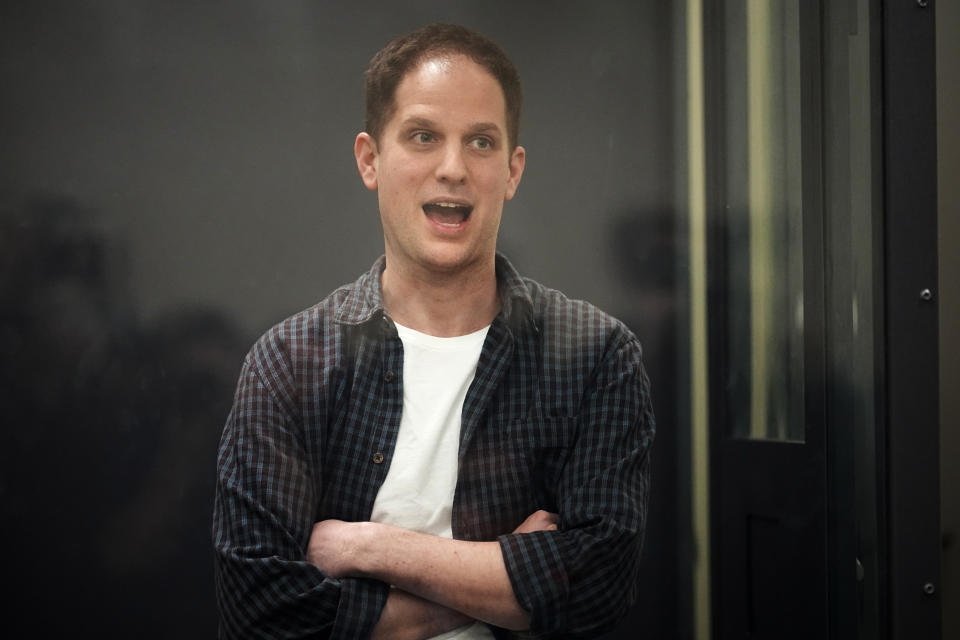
[418,56,453,75]
[390,56,507,119]
[399,54,496,90]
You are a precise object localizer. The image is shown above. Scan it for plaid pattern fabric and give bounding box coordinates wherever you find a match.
[213,254,655,639]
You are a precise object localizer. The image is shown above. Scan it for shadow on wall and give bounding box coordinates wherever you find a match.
[601,208,687,640]
[0,196,686,638]
[0,195,246,636]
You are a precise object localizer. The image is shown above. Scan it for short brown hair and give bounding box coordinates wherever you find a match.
[364,23,523,150]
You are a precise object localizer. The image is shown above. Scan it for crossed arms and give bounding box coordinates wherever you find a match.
[308,510,558,639]
[213,315,653,638]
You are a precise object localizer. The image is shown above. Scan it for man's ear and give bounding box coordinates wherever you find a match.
[504,145,526,201]
[354,132,379,191]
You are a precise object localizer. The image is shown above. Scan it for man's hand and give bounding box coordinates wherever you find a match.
[513,510,559,534]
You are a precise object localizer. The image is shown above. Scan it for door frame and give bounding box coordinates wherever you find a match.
[881,0,941,637]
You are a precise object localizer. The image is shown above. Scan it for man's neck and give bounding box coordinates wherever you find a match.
[381,257,500,338]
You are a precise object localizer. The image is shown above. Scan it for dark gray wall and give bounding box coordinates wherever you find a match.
[1,1,675,337]
[0,2,681,637]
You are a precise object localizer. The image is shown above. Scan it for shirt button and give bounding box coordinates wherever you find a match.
[372,452,385,464]
[383,370,394,382]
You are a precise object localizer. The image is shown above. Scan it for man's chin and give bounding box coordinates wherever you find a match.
[407,246,492,277]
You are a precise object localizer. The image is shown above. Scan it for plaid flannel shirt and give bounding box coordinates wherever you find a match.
[213,254,655,639]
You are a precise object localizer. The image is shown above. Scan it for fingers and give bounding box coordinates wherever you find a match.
[535,510,558,531]
[512,509,560,534]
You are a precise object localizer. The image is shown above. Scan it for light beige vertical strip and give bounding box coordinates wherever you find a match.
[937,0,960,636]
[747,0,773,439]
[687,0,711,637]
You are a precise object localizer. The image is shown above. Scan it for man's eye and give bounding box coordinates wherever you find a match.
[413,132,434,143]
[471,137,493,150]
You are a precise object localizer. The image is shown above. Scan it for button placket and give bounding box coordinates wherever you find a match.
[371,321,401,470]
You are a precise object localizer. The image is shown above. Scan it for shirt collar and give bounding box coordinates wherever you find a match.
[334,253,534,331]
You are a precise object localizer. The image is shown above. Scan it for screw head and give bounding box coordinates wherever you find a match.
[923,582,936,595]
[920,288,933,301]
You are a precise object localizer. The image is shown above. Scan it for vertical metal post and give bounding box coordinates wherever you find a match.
[882,0,941,637]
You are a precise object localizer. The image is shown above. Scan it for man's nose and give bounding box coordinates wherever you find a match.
[435,142,467,184]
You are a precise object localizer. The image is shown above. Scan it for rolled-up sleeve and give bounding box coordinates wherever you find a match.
[213,349,388,639]
[498,332,654,637]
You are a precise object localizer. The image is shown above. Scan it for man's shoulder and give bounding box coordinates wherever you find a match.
[245,268,375,371]
[520,275,637,350]
[497,255,631,346]
[514,274,648,417]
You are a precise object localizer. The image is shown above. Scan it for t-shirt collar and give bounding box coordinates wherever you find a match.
[334,253,534,331]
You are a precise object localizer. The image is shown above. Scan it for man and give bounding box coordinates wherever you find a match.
[213,23,654,639]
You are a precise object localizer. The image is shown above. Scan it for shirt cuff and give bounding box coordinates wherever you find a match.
[497,531,569,635]
[330,577,390,640]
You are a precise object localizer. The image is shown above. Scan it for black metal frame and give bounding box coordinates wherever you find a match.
[880,1,941,638]
[703,0,942,637]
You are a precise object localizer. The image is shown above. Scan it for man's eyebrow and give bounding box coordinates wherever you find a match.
[468,122,502,135]
[399,117,503,136]
[401,116,437,129]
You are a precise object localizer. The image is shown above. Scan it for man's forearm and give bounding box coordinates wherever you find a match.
[372,588,473,640]
[361,523,529,629]
[309,520,530,630]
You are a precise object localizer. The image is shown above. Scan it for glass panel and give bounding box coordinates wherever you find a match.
[0,2,688,637]
[722,0,805,441]
[821,0,882,635]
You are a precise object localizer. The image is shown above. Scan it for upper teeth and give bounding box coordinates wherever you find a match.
[435,202,462,208]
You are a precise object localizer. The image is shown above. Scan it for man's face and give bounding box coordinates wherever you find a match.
[355,55,525,278]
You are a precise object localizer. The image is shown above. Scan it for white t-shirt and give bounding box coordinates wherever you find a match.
[370,321,495,640]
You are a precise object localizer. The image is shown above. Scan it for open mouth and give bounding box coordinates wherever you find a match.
[423,201,473,227]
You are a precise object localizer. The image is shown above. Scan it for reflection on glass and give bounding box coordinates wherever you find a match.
[724,0,805,441]
[822,0,881,634]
